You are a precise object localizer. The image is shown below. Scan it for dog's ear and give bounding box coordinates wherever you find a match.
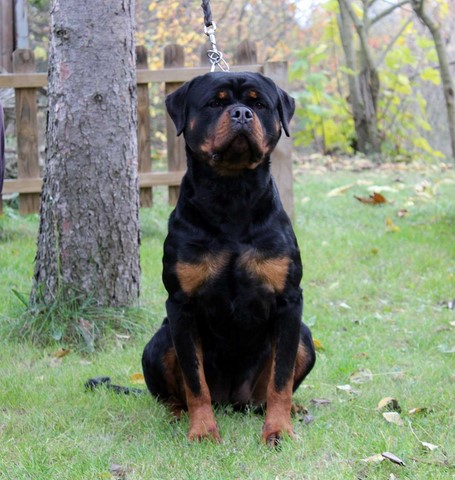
[165,82,192,136]
[276,86,295,137]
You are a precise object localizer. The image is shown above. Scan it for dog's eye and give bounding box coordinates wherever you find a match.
[255,102,266,110]
[208,100,223,108]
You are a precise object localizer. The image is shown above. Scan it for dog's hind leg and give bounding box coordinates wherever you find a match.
[142,319,186,417]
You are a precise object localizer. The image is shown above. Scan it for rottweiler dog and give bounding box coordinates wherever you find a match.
[142,72,315,445]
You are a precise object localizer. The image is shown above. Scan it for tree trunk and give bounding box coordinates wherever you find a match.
[411,0,455,161]
[31,0,140,307]
[337,0,381,155]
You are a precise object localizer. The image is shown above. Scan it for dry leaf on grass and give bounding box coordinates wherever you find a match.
[336,384,360,395]
[383,412,404,426]
[385,217,400,232]
[397,209,409,217]
[350,369,373,384]
[362,453,384,464]
[313,338,324,351]
[438,344,455,354]
[130,372,145,384]
[54,348,71,358]
[339,302,352,310]
[421,442,439,451]
[110,463,129,479]
[354,192,387,205]
[382,452,406,466]
[408,407,431,415]
[311,398,331,406]
[377,397,401,412]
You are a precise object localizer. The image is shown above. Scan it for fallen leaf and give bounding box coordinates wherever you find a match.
[438,344,455,354]
[362,453,384,464]
[115,334,131,340]
[421,442,438,451]
[354,192,387,205]
[336,384,360,395]
[110,463,128,479]
[353,352,369,359]
[382,452,406,466]
[385,217,400,232]
[383,412,404,426]
[54,348,71,358]
[299,413,315,425]
[313,338,324,351]
[130,372,145,384]
[408,407,431,415]
[397,209,409,217]
[311,398,331,406]
[327,183,355,197]
[377,397,401,412]
[339,302,352,310]
[350,369,373,384]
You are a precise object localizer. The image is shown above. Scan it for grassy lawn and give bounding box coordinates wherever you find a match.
[0,166,454,479]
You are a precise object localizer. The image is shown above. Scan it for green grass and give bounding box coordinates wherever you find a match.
[1,170,454,479]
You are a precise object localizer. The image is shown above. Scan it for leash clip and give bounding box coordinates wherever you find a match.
[204,22,230,72]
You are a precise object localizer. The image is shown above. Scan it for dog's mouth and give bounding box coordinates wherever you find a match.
[208,132,265,174]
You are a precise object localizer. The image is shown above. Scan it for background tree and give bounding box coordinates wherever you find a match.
[31,0,140,308]
[411,0,455,160]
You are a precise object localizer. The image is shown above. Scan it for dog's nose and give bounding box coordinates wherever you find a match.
[231,106,253,125]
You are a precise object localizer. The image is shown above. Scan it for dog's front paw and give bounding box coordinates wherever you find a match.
[262,420,295,446]
[188,422,221,443]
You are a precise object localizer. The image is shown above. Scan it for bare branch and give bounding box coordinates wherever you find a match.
[370,0,411,26]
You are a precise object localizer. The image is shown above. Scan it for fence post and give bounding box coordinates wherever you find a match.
[263,61,294,219]
[136,45,152,207]
[13,49,40,214]
[164,44,185,206]
[235,40,257,65]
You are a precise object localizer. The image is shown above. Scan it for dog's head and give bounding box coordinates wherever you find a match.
[166,72,295,175]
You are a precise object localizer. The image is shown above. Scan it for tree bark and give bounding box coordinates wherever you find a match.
[411,0,455,161]
[31,0,140,307]
[338,0,381,154]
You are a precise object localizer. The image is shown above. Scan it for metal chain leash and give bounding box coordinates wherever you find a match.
[201,0,230,72]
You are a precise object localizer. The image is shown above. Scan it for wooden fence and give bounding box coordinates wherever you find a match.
[0,41,293,216]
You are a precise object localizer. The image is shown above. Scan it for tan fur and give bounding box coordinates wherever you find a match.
[176,252,230,295]
[239,251,290,293]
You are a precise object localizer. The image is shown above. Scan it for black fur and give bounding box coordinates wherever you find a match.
[142,72,315,443]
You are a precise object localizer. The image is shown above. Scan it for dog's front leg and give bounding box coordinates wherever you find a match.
[167,298,221,442]
[262,293,302,445]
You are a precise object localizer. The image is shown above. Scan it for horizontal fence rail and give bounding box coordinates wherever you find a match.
[0,42,293,216]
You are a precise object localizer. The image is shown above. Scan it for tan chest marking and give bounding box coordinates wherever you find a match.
[239,251,290,293]
[176,252,230,295]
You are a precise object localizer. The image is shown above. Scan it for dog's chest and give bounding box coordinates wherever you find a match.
[175,246,290,298]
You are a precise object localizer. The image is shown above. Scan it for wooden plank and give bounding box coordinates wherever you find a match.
[0,72,47,88]
[13,49,41,214]
[139,171,185,187]
[165,44,186,206]
[136,46,153,208]
[2,171,186,195]
[2,177,42,194]
[0,64,264,89]
[263,61,294,219]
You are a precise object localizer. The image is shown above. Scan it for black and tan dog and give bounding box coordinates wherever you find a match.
[142,72,315,445]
